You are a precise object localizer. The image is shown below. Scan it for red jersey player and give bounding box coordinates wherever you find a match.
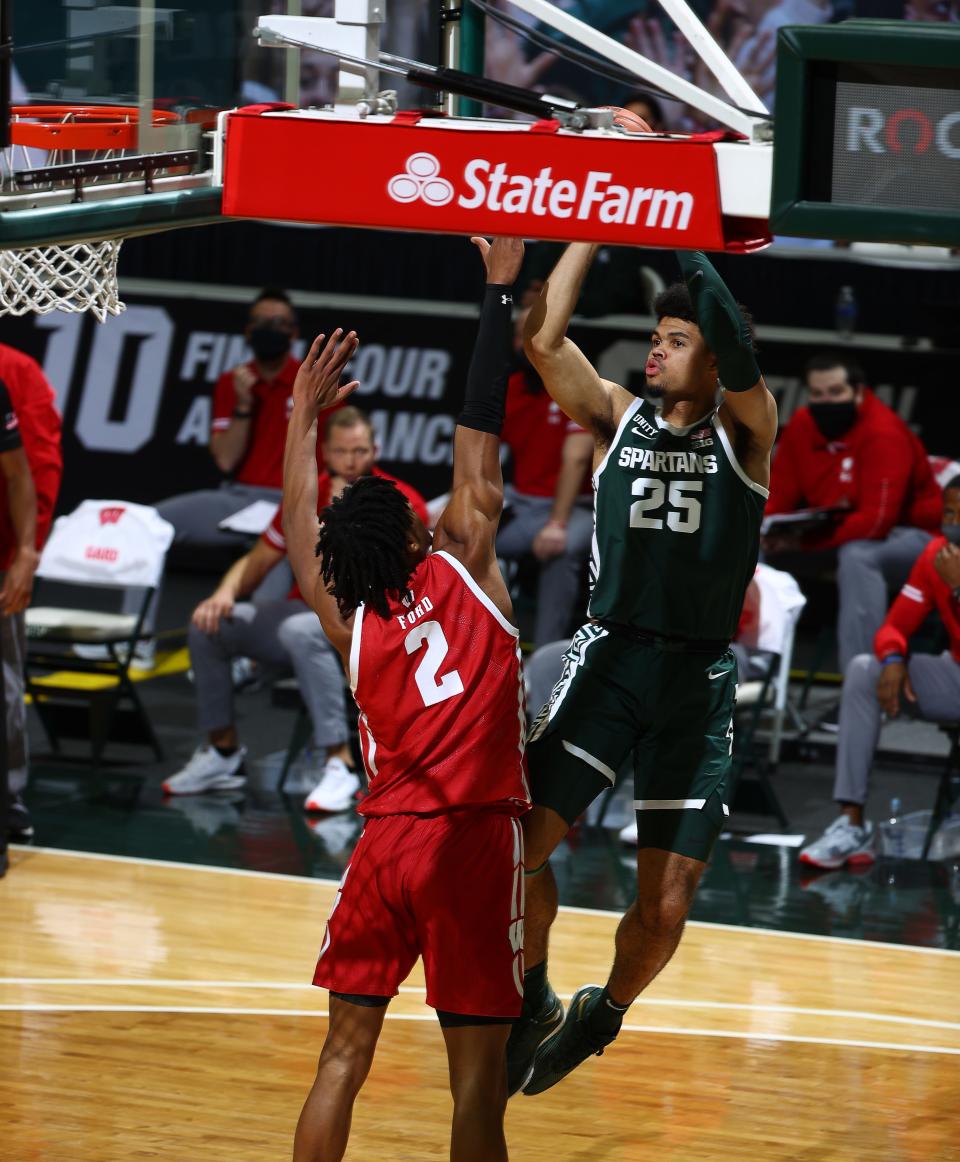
[283,238,528,1162]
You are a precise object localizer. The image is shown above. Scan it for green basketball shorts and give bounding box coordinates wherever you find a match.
[526,623,737,863]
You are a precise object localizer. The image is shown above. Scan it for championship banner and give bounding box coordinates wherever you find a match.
[221,108,769,253]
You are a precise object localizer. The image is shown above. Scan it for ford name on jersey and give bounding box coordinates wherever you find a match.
[617,447,719,474]
[395,593,435,630]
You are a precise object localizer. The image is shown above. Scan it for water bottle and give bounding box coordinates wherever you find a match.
[834,286,858,340]
[882,796,905,858]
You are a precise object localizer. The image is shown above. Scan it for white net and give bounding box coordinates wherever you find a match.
[0,240,124,323]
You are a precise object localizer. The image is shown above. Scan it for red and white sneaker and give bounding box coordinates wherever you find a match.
[163,746,247,795]
[799,815,875,870]
[304,758,361,814]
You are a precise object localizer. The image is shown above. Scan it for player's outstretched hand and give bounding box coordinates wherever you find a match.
[471,236,524,286]
[600,106,654,134]
[294,329,360,416]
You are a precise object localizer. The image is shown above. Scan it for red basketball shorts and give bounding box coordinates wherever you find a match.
[313,810,524,1019]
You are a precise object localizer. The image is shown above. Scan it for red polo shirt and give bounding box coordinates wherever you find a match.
[263,467,430,600]
[212,355,331,487]
[501,370,590,498]
[766,389,941,548]
[0,345,63,571]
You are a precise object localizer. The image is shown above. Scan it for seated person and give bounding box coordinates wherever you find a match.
[799,477,960,869]
[497,308,594,648]
[156,287,338,562]
[163,406,429,812]
[118,289,338,660]
[764,352,942,681]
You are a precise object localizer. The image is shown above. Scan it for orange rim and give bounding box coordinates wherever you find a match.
[9,105,181,152]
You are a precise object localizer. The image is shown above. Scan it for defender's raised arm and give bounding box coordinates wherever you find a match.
[432,237,523,600]
[282,329,359,655]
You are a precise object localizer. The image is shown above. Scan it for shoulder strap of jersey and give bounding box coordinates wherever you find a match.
[348,604,365,693]
[432,551,519,638]
[710,413,770,498]
[594,396,643,483]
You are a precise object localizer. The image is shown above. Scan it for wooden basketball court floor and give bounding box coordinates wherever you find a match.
[2,846,958,1161]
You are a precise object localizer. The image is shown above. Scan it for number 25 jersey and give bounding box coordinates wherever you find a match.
[349,550,529,818]
[589,397,768,641]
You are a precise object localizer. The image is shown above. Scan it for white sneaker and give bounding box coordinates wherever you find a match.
[304,757,361,814]
[618,820,638,845]
[163,746,247,795]
[799,815,875,870]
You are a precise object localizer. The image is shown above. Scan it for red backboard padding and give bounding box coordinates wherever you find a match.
[222,108,767,252]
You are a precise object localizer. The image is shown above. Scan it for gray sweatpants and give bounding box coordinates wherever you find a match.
[496,490,593,649]
[834,650,960,806]
[156,482,284,552]
[1,608,27,794]
[836,528,932,671]
[189,599,349,748]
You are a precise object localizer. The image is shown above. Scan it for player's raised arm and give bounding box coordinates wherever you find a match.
[432,237,521,599]
[523,242,634,443]
[282,329,360,658]
[676,250,778,474]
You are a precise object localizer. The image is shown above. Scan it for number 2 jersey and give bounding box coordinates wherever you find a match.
[349,550,530,818]
[589,397,768,641]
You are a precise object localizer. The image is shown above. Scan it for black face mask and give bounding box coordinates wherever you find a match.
[248,324,292,362]
[941,523,960,546]
[808,400,858,441]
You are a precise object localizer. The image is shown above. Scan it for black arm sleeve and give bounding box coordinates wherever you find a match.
[457,284,514,436]
[676,251,761,393]
[0,378,23,453]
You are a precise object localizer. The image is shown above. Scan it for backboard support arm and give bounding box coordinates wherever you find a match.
[256,0,771,141]
[501,0,770,139]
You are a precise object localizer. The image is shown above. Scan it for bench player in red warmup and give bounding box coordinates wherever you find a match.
[283,237,529,1162]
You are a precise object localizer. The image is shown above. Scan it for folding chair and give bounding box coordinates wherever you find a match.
[25,500,174,768]
[729,563,807,826]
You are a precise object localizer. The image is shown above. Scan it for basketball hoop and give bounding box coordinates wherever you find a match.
[0,239,122,322]
[7,105,180,158]
[0,104,185,321]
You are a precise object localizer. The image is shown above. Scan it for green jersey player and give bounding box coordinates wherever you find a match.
[509,244,778,1097]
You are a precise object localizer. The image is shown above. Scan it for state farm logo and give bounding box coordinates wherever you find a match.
[99,506,126,526]
[386,153,695,231]
[388,153,454,206]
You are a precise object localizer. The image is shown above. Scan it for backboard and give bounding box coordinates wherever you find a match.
[0,1,275,250]
[0,1,448,250]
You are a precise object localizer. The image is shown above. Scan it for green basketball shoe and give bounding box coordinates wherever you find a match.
[522,985,618,1096]
[505,985,564,1097]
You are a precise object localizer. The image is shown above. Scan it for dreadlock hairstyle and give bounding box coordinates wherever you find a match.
[316,475,418,619]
